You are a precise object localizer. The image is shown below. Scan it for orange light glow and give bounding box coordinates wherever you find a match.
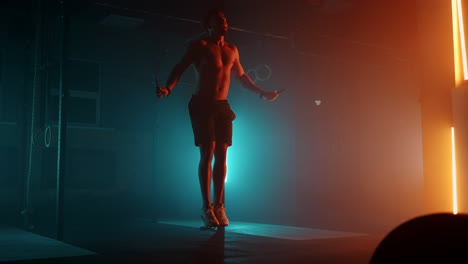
[451,127,458,215]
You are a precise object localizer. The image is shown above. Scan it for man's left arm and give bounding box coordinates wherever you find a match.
[231,47,278,101]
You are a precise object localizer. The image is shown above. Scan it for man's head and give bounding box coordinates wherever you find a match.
[202,8,228,36]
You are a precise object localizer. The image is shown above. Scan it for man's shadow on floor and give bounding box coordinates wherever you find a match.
[194,227,225,264]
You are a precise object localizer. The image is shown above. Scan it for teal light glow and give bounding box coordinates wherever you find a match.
[225,113,257,187]
[225,151,229,183]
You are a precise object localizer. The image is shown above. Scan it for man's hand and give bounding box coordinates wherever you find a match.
[261,90,279,102]
[156,86,171,98]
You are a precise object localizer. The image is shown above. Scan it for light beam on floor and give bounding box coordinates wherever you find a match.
[158,220,366,240]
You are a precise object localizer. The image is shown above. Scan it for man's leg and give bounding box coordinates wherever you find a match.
[199,141,216,209]
[213,142,228,205]
[199,141,219,227]
[213,142,230,226]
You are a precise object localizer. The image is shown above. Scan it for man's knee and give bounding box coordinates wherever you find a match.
[200,141,216,161]
[214,142,228,161]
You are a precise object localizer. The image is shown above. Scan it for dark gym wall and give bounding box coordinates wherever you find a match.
[2,0,451,236]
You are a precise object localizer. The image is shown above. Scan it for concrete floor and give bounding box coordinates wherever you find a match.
[0,216,385,264]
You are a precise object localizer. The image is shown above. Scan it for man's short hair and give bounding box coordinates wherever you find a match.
[201,8,224,30]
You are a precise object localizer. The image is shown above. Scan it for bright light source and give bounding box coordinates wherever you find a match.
[452,0,462,84]
[451,127,458,215]
[452,0,468,84]
[457,0,468,80]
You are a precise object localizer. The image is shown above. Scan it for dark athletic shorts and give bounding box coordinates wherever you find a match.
[188,94,236,147]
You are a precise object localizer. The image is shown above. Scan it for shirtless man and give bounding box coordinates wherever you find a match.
[156,8,279,227]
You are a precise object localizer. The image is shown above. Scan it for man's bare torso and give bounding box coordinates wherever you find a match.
[190,38,238,100]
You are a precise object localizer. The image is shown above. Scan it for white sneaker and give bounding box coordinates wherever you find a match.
[214,204,229,226]
[201,206,219,227]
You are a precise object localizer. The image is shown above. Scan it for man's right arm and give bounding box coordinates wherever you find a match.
[158,41,197,97]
